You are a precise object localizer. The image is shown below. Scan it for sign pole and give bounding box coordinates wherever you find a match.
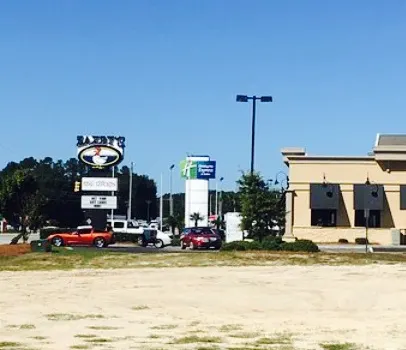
[110,166,115,221]
[160,173,163,230]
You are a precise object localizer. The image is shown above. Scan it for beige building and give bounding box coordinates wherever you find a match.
[282,134,406,245]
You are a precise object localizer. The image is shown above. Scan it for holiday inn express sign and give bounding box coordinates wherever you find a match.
[180,159,216,179]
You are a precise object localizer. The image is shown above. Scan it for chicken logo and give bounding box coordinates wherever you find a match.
[92,146,108,166]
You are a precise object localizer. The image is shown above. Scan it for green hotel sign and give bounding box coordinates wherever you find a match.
[180,159,216,179]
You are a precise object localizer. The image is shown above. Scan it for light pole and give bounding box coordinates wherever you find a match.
[364,176,379,254]
[274,171,290,192]
[127,162,134,221]
[146,200,152,222]
[236,94,273,173]
[169,164,175,217]
[219,177,224,218]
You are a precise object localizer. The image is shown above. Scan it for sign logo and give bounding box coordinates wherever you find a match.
[81,177,118,191]
[180,159,216,179]
[77,136,125,169]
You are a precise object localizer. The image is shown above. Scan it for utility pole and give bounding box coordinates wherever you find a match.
[169,164,174,217]
[127,162,133,221]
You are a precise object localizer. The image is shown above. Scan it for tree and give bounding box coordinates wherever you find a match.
[0,168,46,243]
[237,171,284,242]
[190,212,204,227]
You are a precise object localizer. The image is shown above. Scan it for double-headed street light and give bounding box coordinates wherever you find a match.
[236,94,273,173]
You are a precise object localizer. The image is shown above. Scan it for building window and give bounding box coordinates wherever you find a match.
[311,209,337,227]
[354,210,381,228]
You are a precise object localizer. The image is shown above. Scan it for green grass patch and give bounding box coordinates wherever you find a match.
[2,248,406,271]
[320,343,358,350]
[70,345,91,349]
[46,313,104,321]
[83,338,112,344]
[7,324,35,330]
[0,342,23,348]
[131,305,149,311]
[74,334,97,339]
[229,331,260,339]
[256,333,292,345]
[87,325,120,330]
[219,324,243,332]
[151,324,178,330]
[171,335,222,344]
[30,336,47,341]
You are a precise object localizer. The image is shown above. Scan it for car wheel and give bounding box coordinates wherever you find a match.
[93,237,105,248]
[154,239,164,249]
[51,236,64,247]
[190,242,196,250]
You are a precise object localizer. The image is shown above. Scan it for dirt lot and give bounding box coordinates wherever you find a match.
[0,265,405,350]
[0,244,30,256]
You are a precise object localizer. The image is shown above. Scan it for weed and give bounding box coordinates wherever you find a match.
[320,343,358,350]
[171,335,222,344]
[46,313,104,321]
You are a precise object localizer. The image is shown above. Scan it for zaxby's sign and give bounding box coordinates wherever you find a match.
[77,136,125,169]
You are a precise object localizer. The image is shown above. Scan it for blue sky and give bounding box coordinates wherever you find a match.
[0,0,405,193]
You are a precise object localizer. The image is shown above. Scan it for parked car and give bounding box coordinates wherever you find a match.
[106,219,144,235]
[137,229,172,248]
[180,227,222,250]
[47,225,115,248]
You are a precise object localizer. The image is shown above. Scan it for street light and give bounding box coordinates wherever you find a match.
[215,177,224,218]
[146,200,152,222]
[364,175,379,254]
[169,164,175,217]
[274,171,289,191]
[218,177,224,218]
[236,94,273,173]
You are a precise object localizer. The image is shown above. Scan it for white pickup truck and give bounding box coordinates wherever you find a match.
[106,219,144,235]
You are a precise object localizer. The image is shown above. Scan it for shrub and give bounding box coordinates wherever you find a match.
[355,237,368,245]
[338,238,349,244]
[171,237,181,246]
[39,228,73,240]
[261,236,283,251]
[221,241,257,251]
[279,239,319,253]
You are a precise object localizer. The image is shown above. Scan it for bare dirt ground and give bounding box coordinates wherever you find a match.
[0,265,405,350]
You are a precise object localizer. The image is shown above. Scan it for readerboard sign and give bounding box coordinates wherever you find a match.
[81,196,117,209]
[81,177,118,191]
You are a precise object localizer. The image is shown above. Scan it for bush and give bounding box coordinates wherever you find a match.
[221,241,259,251]
[338,238,349,244]
[355,237,368,245]
[171,237,181,246]
[39,228,73,240]
[279,239,319,253]
[261,236,283,251]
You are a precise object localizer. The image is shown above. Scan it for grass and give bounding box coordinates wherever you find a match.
[70,346,91,349]
[171,335,222,344]
[151,324,178,330]
[1,246,406,271]
[131,305,149,311]
[83,338,112,344]
[219,324,243,332]
[255,333,292,345]
[87,325,120,330]
[320,343,358,350]
[229,332,260,339]
[7,324,36,330]
[0,342,23,348]
[46,313,104,321]
[74,334,97,339]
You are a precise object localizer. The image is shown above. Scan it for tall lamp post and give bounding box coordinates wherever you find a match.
[146,200,152,222]
[219,177,224,218]
[127,162,134,221]
[236,94,273,173]
[364,176,379,254]
[169,164,175,217]
[274,171,290,192]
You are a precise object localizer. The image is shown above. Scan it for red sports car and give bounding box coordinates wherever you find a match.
[180,227,222,250]
[47,226,114,248]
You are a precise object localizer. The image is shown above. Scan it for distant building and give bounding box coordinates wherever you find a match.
[282,134,406,245]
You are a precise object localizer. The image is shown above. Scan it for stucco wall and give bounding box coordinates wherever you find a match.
[293,227,393,245]
[288,159,406,232]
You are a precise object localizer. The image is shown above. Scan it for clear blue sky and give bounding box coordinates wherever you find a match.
[0,0,405,193]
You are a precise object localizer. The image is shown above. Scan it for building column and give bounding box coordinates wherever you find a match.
[283,190,295,241]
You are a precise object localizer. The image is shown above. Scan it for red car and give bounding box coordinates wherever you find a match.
[180,227,222,250]
[47,225,115,248]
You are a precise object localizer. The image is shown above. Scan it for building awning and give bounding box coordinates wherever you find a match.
[310,183,340,210]
[353,184,384,210]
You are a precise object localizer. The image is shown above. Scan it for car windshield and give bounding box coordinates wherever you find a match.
[190,228,213,235]
[77,229,92,234]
